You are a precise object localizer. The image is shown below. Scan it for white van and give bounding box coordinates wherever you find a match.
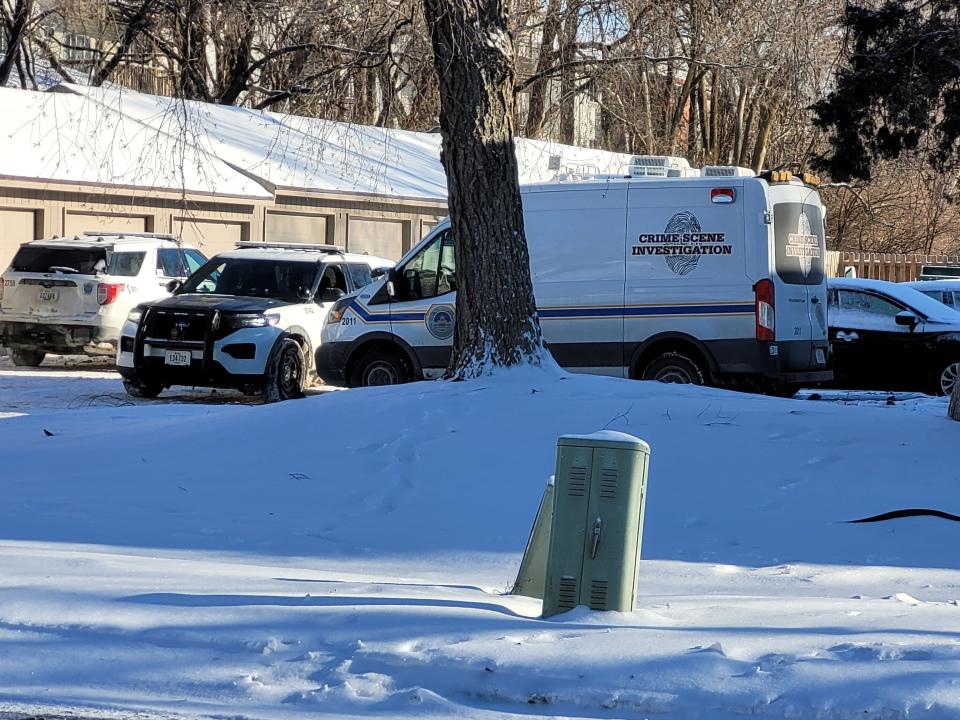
[315,162,832,391]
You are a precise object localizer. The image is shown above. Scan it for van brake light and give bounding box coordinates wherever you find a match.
[97,282,125,305]
[755,279,775,342]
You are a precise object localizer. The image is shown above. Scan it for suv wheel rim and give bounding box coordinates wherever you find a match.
[655,365,693,384]
[279,348,302,396]
[365,360,399,386]
[940,362,959,396]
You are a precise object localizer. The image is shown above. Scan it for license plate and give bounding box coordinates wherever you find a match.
[164,350,192,366]
[38,290,59,302]
[815,348,826,365]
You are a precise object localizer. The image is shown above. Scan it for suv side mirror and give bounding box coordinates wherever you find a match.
[166,279,182,294]
[895,310,919,330]
[371,266,391,279]
[297,286,313,301]
[320,287,346,303]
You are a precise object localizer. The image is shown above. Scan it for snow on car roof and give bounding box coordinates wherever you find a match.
[828,277,960,323]
[904,279,960,291]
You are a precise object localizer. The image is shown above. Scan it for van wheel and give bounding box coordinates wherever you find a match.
[936,360,960,397]
[123,377,163,399]
[9,346,45,367]
[351,348,411,387]
[641,352,705,385]
[263,338,306,403]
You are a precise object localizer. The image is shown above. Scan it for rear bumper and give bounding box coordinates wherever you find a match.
[0,320,118,353]
[706,338,832,385]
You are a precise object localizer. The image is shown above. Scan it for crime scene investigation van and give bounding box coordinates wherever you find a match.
[316,157,832,392]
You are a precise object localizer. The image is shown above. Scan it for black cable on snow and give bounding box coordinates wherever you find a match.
[847,508,960,523]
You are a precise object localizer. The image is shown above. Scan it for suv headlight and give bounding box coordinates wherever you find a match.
[327,298,351,324]
[226,312,280,329]
[127,306,144,324]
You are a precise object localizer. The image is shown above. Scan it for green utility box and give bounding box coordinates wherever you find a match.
[542,431,650,618]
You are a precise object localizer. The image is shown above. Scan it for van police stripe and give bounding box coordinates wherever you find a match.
[347,299,754,324]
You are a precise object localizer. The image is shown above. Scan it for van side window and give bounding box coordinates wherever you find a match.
[400,229,455,300]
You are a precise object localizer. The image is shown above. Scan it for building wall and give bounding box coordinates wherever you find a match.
[0,179,448,271]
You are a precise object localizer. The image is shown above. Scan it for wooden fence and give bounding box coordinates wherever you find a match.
[825,251,960,282]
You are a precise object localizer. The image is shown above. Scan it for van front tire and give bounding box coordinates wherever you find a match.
[9,346,45,367]
[351,347,412,387]
[641,352,705,385]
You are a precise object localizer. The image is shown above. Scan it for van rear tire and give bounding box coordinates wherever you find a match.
[9,346,45,367]
[351,348,412,387]
[641,352,705,385]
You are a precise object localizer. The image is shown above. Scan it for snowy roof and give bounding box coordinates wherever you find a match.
[0,87,272,197]
[61,84,636,201]
[828,277,960,323]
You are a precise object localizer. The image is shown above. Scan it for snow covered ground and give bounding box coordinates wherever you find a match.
[1,367,959,720]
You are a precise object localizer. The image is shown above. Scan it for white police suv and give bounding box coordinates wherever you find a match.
[117,243,392,401]
[1,233,206,365]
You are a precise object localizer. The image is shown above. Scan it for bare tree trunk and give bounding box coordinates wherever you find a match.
[422,0,548,378]
[523,0,561,138]
[0,0,33,88]
[951,381,960,421]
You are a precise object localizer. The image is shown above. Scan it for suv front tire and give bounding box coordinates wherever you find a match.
[122,377,163,398]
[263,338,306,402]
[9,346,45,367]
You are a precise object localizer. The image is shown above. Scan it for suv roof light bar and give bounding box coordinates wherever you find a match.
[236,241,344,254]
[80,231,180,243]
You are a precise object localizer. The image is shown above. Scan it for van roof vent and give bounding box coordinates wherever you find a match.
[701,165,755,177]
[628,155,693,178]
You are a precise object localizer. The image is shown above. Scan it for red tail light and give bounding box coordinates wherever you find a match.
[97,282,125,306]
[755,279,775,342]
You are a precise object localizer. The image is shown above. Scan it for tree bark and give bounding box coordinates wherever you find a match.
[950,380,960,422]
[0,0,33,88]
[422,0,548,379]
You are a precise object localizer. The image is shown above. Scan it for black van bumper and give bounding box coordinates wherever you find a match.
[707,338,832,384]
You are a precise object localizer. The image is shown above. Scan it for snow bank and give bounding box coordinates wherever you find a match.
[1,372,959,719]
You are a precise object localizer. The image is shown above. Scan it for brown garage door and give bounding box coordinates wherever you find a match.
[175,219,245,257]
[0,209,36,271]
[265,213,329,245]
[64,213,147,238]
[348,218,405,260]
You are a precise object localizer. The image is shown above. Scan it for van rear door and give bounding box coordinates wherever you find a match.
[768,188,828,370]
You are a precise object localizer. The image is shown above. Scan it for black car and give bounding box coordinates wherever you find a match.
[827,278,960,396]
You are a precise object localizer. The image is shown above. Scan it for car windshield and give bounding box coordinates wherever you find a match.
[10,245,108,274]
[179,258,320,302]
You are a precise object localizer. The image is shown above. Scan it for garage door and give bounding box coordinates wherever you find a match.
[265,213,329,245]
[348,218,404,260]
[64,213,147,237]
[175,219,245,257]
[0,209,36,271]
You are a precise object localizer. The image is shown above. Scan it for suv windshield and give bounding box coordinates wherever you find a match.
[179,258,320,302]
[11,245,108,274]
